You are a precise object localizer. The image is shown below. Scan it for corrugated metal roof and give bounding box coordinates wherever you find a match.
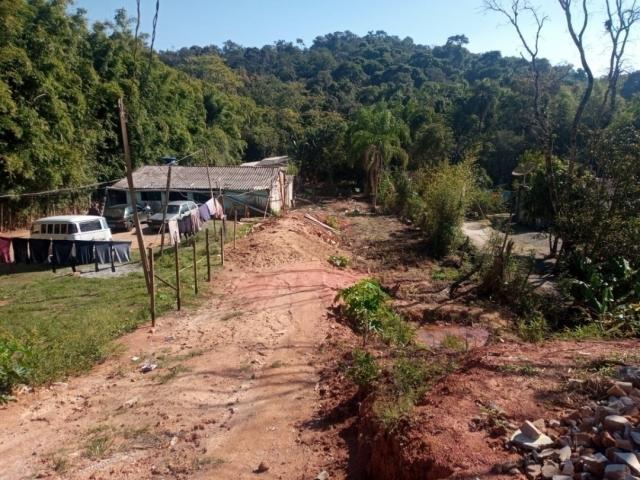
[241,155,290,168]
[109,165,281,192]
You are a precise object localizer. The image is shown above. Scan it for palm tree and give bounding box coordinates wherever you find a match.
[349,105,409,208]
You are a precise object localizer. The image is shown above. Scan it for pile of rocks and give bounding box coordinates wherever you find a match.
[507,375,640,480]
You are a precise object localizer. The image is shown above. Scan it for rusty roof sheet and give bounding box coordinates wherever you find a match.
[109,165,280,191]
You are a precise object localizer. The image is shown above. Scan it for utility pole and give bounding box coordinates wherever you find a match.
[118,98,151,295]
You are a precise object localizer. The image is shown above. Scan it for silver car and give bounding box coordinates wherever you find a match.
[148,201,198,231]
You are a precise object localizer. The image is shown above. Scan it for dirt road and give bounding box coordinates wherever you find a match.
[0,214,358,479]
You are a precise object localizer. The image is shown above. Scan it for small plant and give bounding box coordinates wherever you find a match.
[440,334,466,351]
[346,349,379,388]
[0,335,33,402]
[431,267,459,282]
[498,363,538,376]
[325,215,340,230]
[373,394,415,432]
[392,356,428,398]
[517,312,548,343]
[155,364,191,384]
[337,279,389,345]
[328,254,350,269]
[85,432,113,460]
[379,311,415,347]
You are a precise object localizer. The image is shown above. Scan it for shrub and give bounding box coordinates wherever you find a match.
[347,349,380,388]
[379,311,415,347]
[517,313,548,343]
[0,335,34,402]
[392,356,429,398]
[414,159,478,257]
[337,279,389,345]
[328,254,350,269]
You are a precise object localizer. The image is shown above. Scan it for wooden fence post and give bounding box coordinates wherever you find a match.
[192,237,198,295]
[233,208,237,249]
[174,239,181,311]
[148,246,156,327]
[220,227,225,267]
[205,228,211,282]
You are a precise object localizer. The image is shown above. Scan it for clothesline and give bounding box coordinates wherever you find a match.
[0,180,118,200]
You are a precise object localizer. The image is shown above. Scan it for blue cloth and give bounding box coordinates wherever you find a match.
[75,241,95,265]
[30,239,50,264]
[94,241,112,264]
[198,204,211,222]
[111,242,131,263]
[12,238,29,264]
[52,240,74,266]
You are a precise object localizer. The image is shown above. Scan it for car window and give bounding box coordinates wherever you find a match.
[60,224,67,234]
[69,224,78,234]
[46,224,53,234]
[167,205,180,214]
[180,205,187,214]
[79,220,103,232]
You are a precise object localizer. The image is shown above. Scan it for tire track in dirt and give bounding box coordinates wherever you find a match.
[0,215,359,479]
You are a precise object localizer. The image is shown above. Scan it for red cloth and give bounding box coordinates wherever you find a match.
[0,237,11,263]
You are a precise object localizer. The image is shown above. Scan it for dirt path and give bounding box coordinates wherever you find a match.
[0,214,358,479]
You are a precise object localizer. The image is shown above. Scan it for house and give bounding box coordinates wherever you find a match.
[107,165,293,215]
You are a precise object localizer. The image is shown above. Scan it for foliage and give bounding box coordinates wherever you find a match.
[0,335,33,402]
[328,254,349,269]
[336,279,388,345]
[413,159,478,257]
[517,313,549,343]
[346,349,379,388]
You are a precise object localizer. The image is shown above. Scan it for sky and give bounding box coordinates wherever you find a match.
[71,0,640,75]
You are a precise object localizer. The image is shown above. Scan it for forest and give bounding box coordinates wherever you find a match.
[1,0,640,332]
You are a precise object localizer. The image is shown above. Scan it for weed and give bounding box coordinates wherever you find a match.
[440,334,466,351]
[346,349,379,388]
[155,364,191,384]
[517,312,548,343]
[49,452,69,473]
[269,360,285,369]
[220,311,243,322]
[431,267,459,282]
[498,363,538,376]
[379,311,415,347]
[193,456,226,470]
[337,279,389,345]
[85,433,113,460]
[392,356,429,398]
[328,254,350,269]
[325,215,340,230]
[373,394,415,432]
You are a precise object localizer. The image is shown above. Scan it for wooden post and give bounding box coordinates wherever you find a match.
[148,246,156,327]
[192,237,198,295]
[118,98,151,294]
[110,244,116,273]
[205,228,211,282]
[159,165,173,253]
[233,207,237,249]
[220,227,224,267]
[174,238,181,311]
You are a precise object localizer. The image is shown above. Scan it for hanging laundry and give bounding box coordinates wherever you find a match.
[0,237,11,264]
[168,219,180,245]
[111,242,131,263]
[178,216,188,235]
[30,239,50,264]
[198,203,211,222]
[214,197,225,219]
[52,240,74,266]
[75,241,95,265]
[205,198,215,216]
[94,241,112,265]
[190,210,201,233]
[12,238,29,264]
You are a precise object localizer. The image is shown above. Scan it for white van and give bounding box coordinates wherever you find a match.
[30,215,113,241]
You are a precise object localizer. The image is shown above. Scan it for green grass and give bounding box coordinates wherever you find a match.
[0,221,254,388]
[440,334,467,351]
[430,266,460,282]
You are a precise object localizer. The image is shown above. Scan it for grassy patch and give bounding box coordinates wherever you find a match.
[269,360,285,369]
[0,222,254,390]
[85,430,113,460]
[155,364,191,384]
[430,266,460,282]
[440,334,467,351]
[328,254,350,269]
[498,363,538,376]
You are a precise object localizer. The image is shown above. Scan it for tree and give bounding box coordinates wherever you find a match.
[349,105,409,208]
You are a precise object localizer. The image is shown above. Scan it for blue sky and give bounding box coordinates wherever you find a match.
[71,0,640,75]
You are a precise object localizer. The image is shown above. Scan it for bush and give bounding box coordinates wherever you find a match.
[379,311,415,347]
[337,279,389,344]
[517,313,548,343]
[328,254,350,269]
[0,335,34,402]
[414,159,478,257]
[347,349,380,388]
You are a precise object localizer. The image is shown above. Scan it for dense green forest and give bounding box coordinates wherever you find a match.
[3,0,639,200]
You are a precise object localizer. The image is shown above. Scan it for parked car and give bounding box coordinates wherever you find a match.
[148,201,198,231]
[30,215,112,241]
[103,203,151,231]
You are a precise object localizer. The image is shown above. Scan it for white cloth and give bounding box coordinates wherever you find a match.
[168,219,180,245]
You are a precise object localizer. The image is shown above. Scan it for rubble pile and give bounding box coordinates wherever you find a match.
[505,369,640,480]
